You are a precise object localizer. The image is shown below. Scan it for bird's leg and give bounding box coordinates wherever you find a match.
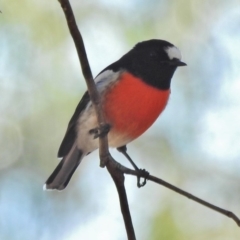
[89,123,111,139]
[117,145,149,188]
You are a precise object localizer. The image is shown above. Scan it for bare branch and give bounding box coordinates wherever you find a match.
[107,159,136,240]
[58,0,110,167]
[57,0,136,239]
[121,165,240,227]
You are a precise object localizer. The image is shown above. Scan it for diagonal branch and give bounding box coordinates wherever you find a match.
[58,0,109,168]
[58,0,136,239]
[107,159,136,240]
[120,165,240,227]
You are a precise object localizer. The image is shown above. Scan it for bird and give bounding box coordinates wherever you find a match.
[44,39,186,190]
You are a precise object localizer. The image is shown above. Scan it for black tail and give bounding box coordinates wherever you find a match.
[44,144,83,190]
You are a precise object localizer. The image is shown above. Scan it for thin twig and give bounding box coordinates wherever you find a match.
[57,0,136,239]
[58,0,110,167]
[121,165,240,227]
[107,159,136,240]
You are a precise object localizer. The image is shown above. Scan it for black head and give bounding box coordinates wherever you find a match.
[107,39,186,90]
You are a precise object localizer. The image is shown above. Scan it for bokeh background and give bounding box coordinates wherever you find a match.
[1,0,240,239]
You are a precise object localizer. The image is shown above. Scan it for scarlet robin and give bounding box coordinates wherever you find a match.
[44,39,186,190]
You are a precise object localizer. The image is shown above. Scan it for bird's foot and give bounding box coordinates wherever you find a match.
[137,169,149,188]
[89,123,111,139]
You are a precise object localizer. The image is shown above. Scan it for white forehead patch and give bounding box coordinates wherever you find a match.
[164,46,182,60]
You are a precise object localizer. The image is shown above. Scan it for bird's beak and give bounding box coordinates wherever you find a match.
[161,59,187,67]
[170,59,187,67]
[175,61,187,67]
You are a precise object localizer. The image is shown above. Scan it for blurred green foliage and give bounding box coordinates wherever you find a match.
[1,0,240,239]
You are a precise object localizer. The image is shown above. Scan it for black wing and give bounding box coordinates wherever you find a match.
[58,91,90,157]
[57,57,125,158]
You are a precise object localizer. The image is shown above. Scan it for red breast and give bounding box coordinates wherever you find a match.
[103,72,170,141]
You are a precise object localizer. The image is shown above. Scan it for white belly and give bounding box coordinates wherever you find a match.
[76,105,132,154]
